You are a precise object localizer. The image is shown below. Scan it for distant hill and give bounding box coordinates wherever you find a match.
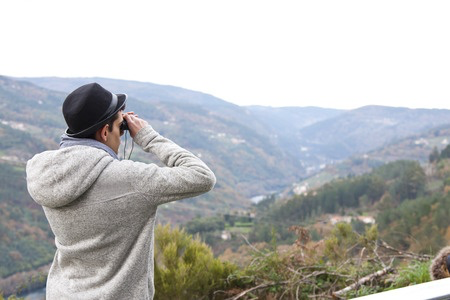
[287,124,450,197]
[295,105,450,165]
[244,105,343,167]
[17,77,344,155]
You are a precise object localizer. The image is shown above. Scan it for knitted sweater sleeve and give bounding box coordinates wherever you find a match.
[131,125,216,204]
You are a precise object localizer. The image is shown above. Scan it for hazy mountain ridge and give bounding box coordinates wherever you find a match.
[295,105,450,164]
[286,124,450,198]
[19,77,341,151]
[22,77,450,169]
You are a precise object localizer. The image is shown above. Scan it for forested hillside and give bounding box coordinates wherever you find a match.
[0,163,54,278]
[181,145,450,258]
[247,158,449,254]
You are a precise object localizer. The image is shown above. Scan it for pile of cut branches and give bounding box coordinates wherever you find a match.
[216,223,432,299]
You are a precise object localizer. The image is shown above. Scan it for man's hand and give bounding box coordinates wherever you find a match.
[122,112,149,138]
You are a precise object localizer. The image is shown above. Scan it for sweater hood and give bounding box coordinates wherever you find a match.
[26,146,114,208]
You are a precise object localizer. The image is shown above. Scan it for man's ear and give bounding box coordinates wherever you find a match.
[95,124,109,142]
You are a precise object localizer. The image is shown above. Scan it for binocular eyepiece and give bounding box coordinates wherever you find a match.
[120,119,129,131]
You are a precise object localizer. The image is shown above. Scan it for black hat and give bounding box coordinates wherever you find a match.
[62,83,127,138]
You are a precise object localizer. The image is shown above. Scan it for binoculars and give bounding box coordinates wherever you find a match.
[120,119,129,131]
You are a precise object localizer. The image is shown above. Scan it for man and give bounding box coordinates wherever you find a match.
[26,83,216,299]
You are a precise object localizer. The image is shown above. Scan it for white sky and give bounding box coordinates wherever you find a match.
[1,0,450,109]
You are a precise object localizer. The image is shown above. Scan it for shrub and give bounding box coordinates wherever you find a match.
[153,224,236,300]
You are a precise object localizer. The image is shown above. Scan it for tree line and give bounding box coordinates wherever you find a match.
[249,160,427,245]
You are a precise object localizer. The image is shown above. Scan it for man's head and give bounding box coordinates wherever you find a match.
[92,110,125,154]
[62,83,127,153]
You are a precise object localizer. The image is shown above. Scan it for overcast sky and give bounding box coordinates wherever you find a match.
[1,0,450,109]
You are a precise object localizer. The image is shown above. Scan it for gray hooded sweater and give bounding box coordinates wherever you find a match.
[26,126,216,299]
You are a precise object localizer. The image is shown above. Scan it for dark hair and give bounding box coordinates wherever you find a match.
[86,111,121,139]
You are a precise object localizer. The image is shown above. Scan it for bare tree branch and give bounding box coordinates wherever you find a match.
[332,266,394,299]
[379,240,432,261]
[226,281,289,300]
[373,242,387,268]
[240,234,262,254]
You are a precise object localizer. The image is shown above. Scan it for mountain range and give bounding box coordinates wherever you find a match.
[2,75,450,222]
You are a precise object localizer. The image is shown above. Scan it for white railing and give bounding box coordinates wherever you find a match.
[354,277,450,300]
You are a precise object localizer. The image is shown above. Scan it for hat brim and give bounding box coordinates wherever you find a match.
[66,93,127,138]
